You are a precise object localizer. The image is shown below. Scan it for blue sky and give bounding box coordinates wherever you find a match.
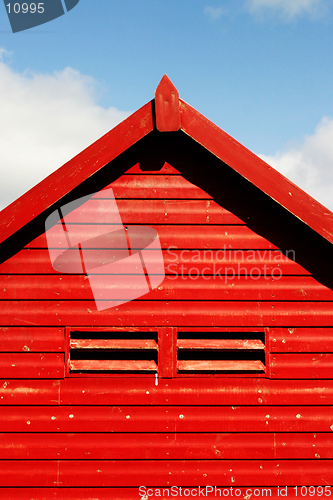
[1,0,333,210]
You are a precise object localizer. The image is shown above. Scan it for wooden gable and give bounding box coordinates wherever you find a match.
[1,76,333,495]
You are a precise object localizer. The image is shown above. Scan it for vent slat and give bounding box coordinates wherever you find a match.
[177,339,265,350]
[70,359,158,372]
[177,331,266,373]
[70,339,158,350]
[178,360,265,372]
[69,330,159,374]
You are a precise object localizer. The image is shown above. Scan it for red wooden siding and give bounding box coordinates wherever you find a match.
[0,489,327,500]
[1,133,333,497]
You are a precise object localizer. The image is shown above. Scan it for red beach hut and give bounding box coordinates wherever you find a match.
[0,75,333,498]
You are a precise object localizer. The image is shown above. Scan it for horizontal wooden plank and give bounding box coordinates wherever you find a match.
[269,327,333,352]
[157,276,333,301]
[2,275,333,301]
[28,225,286,250]
[0,380,60,405]
[2,275,333,302]
[70,359,158,372]
[178,339,265,350]
[178,359,265,372]
[1,405,333,432]
[0,489,134,500]
[0,432,332,460]
[0,488,321,500]
[275,433,333,459]
[61,197,298,226]
[105,174,215,199]
[32,221,318,252]
[104,172,307,210]
[57,378,333,406]
[0,459,331,487]
[2,379,333,407]
[0,327,64,352]
[0,432,274,460]
[0,354,64,379]
[1,300,333,327]
[70,339,158,350]
[64,199,247,225]
[0,248,312,275]
[270,353,333,379]
[0,461,58,487]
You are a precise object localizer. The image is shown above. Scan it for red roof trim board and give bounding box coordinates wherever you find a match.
[0,102,153,246]
[155,74,181,132]
[179,99,333,244]
[1,74,333,247]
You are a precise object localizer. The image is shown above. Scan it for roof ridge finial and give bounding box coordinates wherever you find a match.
[154,75,181,132]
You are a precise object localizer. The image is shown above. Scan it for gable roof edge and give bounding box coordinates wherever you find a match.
[179,98,333,246]
[0,101,154,247]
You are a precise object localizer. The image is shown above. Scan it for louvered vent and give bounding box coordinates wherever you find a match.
[177,331,266,373]
[69,331,158,373]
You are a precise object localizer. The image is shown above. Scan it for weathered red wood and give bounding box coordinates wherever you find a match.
[107,174,214,199]
[158,327,176,378]
[269,327,333,352]
[0,327,64,352]
[0,432,274,460]
[178,360,265,372]
[70,338,157,350]
[2,78,333,496]
[0,488,322,500]
[0,490,135,500]
[1,300,333,327]
[3,275,333,302]
[0,248,313,275]
[0,461,58,487]
[0,405,333,432]
[29,224,285,250]
[270,353,333,379]
[178,339,265,350]
[64,199,248,225]
[0,354,64,378]
[155,74,181,132]
[152,252,315,277]
[65,192,304,225]
[68,326,158,333]
[102,172,304,203]
[0,459,331,487]
[1,432,332,460]
[56,378,333,406]
[0,380,60,405]
[0,102,153,248]
[275,433,333,459]
[70,359,158,372]
[157,276,333,301]
[180,99,333,246]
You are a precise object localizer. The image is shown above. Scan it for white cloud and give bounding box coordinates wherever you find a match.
[259,116,333,211]
[0,50,130,211]
[204,5,225,20]
[246,0,327,20]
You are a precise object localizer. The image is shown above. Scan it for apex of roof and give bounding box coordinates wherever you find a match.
[1,74,333,249]
[155,74,180,132]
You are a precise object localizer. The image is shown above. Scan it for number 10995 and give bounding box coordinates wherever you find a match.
[6,3,44,14]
